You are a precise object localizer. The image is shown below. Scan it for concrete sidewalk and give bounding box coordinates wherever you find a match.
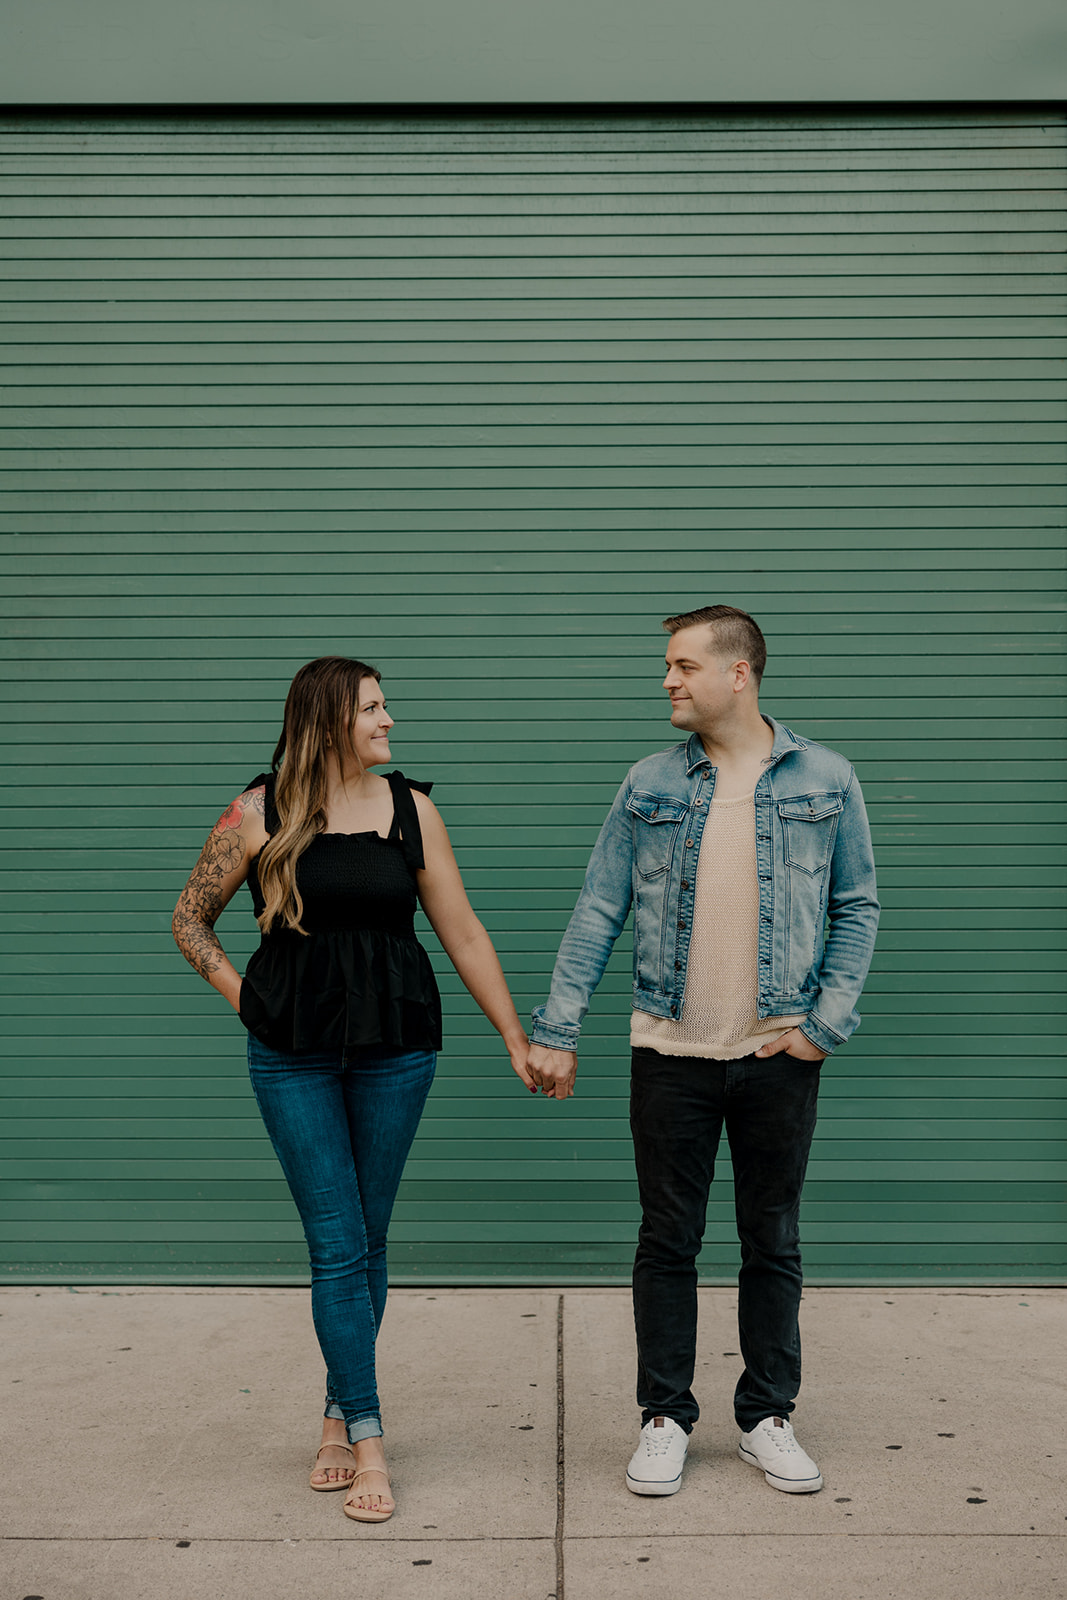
[3,1285,1064,1599]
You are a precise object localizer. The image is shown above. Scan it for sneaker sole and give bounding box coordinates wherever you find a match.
[625,1471,684,1496]
[737,1444,823,1494]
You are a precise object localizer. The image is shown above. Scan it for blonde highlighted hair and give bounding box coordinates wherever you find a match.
[257,656,381,935]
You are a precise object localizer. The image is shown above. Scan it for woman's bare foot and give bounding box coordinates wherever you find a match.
[343,1436,395,1522]
[309,1417,357,1490]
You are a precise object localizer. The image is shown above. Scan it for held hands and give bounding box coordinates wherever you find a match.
[525,1043,578,1101]
[506,1034,575,1099]
[508,1034,538,1093]
[754,1028,828,1063]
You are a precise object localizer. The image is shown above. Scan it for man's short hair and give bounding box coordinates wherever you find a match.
[662,604,767,685]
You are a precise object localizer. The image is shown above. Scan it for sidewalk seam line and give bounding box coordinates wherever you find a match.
[4,1533,1061,1546]
[555,1289,565,1600]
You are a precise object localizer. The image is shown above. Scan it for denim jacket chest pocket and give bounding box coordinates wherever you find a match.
[777,793,844,875]
[626,790,690,880]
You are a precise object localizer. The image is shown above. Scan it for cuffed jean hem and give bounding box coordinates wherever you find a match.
[323,1403,384,1443]
[347,1418,384,1444]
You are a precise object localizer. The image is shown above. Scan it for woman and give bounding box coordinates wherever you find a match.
[172,656,532,1523]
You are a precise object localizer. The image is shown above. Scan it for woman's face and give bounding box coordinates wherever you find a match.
[349,678,394,771]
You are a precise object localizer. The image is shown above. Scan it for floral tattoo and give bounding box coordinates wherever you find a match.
[172,788,263,980]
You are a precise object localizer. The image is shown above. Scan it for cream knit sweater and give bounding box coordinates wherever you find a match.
[631,790,804,1060]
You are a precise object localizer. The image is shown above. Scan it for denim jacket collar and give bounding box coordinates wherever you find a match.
[683,716,808,777]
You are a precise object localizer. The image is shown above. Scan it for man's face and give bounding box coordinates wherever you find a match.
[662,626,739,734]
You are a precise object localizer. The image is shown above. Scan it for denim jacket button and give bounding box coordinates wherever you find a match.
[677,918,686,929]
[685,839,694,847]
[681,879,690,890]
[674,960,682,971]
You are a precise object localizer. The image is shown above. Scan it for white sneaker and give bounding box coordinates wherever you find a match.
[625,1415,689,1496]
[738,1416,823,1493]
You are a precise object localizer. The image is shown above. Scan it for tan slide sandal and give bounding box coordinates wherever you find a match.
[309,1440,357,1491]
[342,1467,395,1523]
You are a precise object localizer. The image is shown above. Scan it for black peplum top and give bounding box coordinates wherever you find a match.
[238,769,442,1054]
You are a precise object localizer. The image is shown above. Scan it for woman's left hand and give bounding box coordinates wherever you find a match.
[508,1035,537,1093]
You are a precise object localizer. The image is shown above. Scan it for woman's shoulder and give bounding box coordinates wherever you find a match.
[237,772,274,835]
[384,772,439,871]
[385,771,436,824]
[218,779,268,825]
[386,769,433,799]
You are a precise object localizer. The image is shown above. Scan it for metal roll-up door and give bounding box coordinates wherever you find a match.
[1,109,1064,1285]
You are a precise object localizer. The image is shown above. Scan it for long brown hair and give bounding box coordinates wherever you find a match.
[257,656,381,935]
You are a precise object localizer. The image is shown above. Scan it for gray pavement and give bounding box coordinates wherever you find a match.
[3,1285,1064,1599]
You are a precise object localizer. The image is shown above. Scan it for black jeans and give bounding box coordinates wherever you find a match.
[630,1045,821,1434]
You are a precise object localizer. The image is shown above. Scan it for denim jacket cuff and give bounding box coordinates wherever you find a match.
[530,1005,580,1052]
[799,1011,845,1055]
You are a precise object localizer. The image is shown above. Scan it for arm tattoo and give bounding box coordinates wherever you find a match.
[217,787,265,831]
[172,825,247,980]
[217,799,244,832]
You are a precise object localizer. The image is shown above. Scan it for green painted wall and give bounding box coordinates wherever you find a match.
[1,108,1064,1285]
[2,0,1066,102]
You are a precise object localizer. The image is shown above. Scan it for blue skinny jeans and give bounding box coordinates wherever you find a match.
[247,1036,436,1443]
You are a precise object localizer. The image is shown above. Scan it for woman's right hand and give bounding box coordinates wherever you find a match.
[222,973,245,1014]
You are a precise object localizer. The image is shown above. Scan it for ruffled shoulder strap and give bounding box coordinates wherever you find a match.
[243,772,277,835]
[385,770,433,872]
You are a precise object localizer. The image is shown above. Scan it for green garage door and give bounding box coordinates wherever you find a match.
[1,109,1064,1284]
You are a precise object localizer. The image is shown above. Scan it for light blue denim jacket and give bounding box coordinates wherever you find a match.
[531,717,879,1056]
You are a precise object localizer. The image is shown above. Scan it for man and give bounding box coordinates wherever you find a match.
[526,605,878,1497]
